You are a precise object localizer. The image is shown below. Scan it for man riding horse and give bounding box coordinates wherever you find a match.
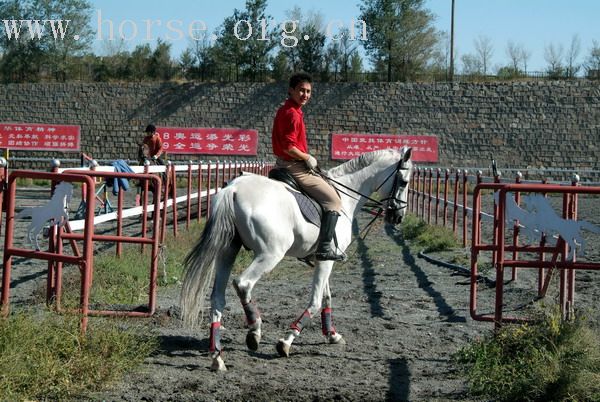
[271,73,344,261]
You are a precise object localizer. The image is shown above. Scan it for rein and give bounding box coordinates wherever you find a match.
[315,158,409,211]
[311,159,409,261]
[314,167,382,206]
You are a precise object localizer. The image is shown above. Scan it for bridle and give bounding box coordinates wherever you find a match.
[374,159,411,217]
[316,157,411,221]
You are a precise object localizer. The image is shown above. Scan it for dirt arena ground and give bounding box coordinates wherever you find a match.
[5,188,600,401]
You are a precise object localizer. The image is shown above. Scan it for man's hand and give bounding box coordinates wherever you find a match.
[305,155,318,170]
[151,155,158,161]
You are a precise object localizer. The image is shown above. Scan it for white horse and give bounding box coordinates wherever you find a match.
[180,147,413,371]
[16,181,73,250]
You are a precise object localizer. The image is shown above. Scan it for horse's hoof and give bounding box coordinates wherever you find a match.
[328,333,346,345]
[246,330,261,351]
[210,355,227,372]
[276,339,291,357]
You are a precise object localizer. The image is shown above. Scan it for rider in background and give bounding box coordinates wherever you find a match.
[139,124,165,165]
[271,72,344,261]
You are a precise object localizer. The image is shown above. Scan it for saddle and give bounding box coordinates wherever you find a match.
[268,168,322,227]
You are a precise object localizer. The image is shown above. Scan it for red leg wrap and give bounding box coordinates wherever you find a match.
[290,309,311,333]
[242,301,260,326]
[321,307,336,336]
[209,322,222,353]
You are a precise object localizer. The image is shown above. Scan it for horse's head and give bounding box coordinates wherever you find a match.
[378,147,413,225]
[55,181,74,206]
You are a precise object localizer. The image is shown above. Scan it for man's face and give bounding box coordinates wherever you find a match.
[289,81,312,107]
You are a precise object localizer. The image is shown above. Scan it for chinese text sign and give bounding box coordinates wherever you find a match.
[331,133,438,162]
[157,127,258,156]
[0,123,80,151]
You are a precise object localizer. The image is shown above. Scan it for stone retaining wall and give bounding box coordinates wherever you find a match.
[1,80,598,179]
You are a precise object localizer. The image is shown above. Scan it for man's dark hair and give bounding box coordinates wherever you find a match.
[289,72,312,89]
[145,124,156,133]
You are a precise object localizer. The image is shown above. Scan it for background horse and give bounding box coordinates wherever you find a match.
[180,147,413,371]
[16,181,73,250]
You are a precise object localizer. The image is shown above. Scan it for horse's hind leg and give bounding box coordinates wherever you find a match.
[232,252,283,352]
[209,242,242,371]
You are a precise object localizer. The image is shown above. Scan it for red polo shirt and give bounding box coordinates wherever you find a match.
[142,133,163,158]
[272,98,308,160]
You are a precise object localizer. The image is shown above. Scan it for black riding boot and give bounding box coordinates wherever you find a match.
[315,211,345,261]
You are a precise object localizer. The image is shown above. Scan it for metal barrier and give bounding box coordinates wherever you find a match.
[2,171,99,331]
[470,183,600,327]
[409,166,600,327]
[0,158,274,332]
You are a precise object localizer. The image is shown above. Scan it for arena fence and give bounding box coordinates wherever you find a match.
[409,166,600,327]
[0,157,274,332]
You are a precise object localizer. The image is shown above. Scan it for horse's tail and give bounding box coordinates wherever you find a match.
[180,188,237,327]
[15,207,34,219]
[579,220,600,234]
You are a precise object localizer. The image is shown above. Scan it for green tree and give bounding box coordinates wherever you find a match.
[212,0,276,80]
[271,50,291,81]
[279,7,327,76]
[349,52,364,81]
[181,36,219,80]
[33,0,94,81]
[297,22,326,75]
[178,48,196,80]
[97,39,132,81]
[0,0,93,82]
[324,27,359,81]
[359,0,438,81]
[148,39,174,81]
[129,44,152,81]
[0,0,45,82]
[584,40,600,78]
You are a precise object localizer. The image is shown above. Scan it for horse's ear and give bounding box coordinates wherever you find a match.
[402,147,412,162]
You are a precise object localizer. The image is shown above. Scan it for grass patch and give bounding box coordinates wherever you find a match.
[56,222,207,307]
[15,177,51,187]
[455,309,600,401]
[56,221,259,307]
[400,213,460,252]
[0,311,157,400]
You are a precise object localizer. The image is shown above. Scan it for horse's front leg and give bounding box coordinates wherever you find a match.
[276,260,335,357]
[321,281,345,345]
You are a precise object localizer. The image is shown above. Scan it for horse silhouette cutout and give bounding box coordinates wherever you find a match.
[498,191,600,260]
[16,181,73,250]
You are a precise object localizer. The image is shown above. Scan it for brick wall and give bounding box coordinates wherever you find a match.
[1,80,598,176]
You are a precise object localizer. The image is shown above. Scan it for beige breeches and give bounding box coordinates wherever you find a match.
[275,158,341,212]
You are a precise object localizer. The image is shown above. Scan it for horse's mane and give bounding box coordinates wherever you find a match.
[53,181,73,200]
[327,149,400,178]
[55,181,70,190]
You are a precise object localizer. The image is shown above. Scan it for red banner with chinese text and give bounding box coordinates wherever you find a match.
[0,123,80,151]
[157,127,258,156]
[331,133,438,162]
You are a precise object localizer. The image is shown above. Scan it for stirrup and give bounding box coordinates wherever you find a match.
[315,250,346,262]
